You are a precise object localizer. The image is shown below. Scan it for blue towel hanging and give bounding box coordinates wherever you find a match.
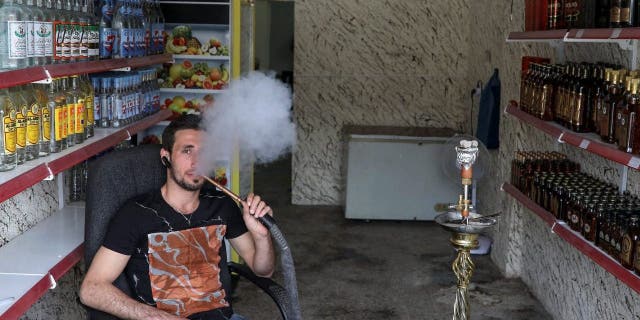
[476,69,501,149]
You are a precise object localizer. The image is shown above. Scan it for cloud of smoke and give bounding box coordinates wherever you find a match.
[197,71,296,176]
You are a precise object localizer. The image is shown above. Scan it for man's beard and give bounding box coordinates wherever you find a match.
[170,169,203,191]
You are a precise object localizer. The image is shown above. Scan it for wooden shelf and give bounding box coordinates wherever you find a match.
[0,109,172,203]
[504,101,640,170]
[0,54,173,90]
[502,182,640,294]
[507,29,568,41]
[0,203,84,319]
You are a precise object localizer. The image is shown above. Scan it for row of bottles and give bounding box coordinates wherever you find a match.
[525,0,640,31]
[90,68,161,129]
[99,0,165,59]
[511,151,640,273]
[520,62,640,154]
[0,75,96,171]
[0,0,165,71]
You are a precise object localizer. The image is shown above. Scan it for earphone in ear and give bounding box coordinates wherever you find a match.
[161,156,172,168]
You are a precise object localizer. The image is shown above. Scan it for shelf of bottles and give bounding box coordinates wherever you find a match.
[505,101,640,170]
[0,109,171,203]
[502,181,640,295]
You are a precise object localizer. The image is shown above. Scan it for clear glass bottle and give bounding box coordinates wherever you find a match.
[47,78,64,152]
[67,75,85,144]
[25,0,43,66]
[0,0,28,70]
[152,0,163,54]
[65,0,80,62]
[52,0,65,63]
[77,0,89,61]
[112,0,127,58]
[61,77,75,147]
[9,86,29,164]
[80,74,94,138]
[85,0,99,60]
[111,77,121,127]
[0,89,17,171]
[99,76,111,127]
[23,84,42,160]
[33,83,49,157]
[98,0,114,59]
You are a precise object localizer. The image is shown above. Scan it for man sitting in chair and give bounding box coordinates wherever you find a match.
[80,114,275,320]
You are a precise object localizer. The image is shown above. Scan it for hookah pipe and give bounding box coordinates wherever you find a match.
[201,176,302,320]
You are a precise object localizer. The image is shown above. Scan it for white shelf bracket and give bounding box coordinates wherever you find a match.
[48,273,57,290]
[110,66,132,72]
[125,130,132,141]
[32,69,52,84]
[44,164,54,181]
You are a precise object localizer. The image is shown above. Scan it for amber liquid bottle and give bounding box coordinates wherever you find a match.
[621,215,638,269]
[540,65,556,120]
[611,0,623,27]
[629,79,640,153]
[602,70,623,143]
[596,68,613,137]
[614,76,633,149]
[548,0,566,29]
[573,66,595,132]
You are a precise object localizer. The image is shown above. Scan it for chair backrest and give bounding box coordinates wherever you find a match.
[84,144,166,320]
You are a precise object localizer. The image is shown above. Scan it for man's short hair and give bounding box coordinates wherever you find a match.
[162,114,202,153]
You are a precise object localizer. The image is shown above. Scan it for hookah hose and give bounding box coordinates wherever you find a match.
[258,215,302,320]
[202,176,302,320]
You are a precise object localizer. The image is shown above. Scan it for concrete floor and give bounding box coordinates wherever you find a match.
[232,155,553,320]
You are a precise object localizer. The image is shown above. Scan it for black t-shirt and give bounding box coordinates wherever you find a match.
[103,189,248,320]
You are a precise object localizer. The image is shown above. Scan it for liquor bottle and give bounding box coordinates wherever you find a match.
[602,70,623,143]
[142,0,151,54]
[539,65,556,121]
[596,0,612,27]
[67,75,85,144]
[9,87,28,164]
[621,215,639,269]
[99,76,111,127]
[112,0,125,58]
[23,84,42,160]
[65,0,79,62]
[86,0,99,60]
[0,0,28,70]
[611,0,623,27]
[77,0,89,61]
[60,77,75,147]
[548,0,565,29]
[41,0,54,64]
[99,0,115,59]
[565,0,584,28]
[80,74,94,138]
[33,83,49,157]
[26,0,43,66]
[112,77,122,127]
[615,76,635,150]
[52,0,65,63]
[573,65,594,132]
[0,89,17,171]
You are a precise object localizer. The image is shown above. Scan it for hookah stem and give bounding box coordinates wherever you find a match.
[201,176,276,226]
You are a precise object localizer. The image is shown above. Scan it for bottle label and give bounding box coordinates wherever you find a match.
[75,99,85,134]
[99,28,116,58]
[54,104,63,141]
[27,21,35,58]
[15,106,27,149]
[35,21,52,57]
[8,21,27,59]
[151,23,162,52]
[115,97,124,120]
[3,113,16,154]
[88,25,99,57]
[70,23,82,58]
[611,6,621,23]
[62,23,73,60]
[53,20,64,61]
[119,28,132,57]
[621,7,631,23]
[67,103,75,135]
[26,103,40,145]
[42,105,50,142]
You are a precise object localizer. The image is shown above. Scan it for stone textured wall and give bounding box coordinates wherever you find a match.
[292,0,471,205]
[468,1,640,319]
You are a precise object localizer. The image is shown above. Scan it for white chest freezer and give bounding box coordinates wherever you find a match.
[344,126,460,221]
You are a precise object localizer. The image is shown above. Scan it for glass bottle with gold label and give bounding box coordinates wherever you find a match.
[48,78,65,152]
[79,74,94,138]
[67,75,85,145]
[0,88,17,171]
[573,65,594,132]
[32,83,49,157]
[24,84,42,160]
[602,70,624,144]
[61,76,76,147]
[9,86,28,164]
[622,215,639,269]
[615,76,634,150]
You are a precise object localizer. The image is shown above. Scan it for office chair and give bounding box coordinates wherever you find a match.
[84,144,291,319]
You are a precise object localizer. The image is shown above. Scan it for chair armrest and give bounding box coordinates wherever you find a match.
[228,262,290,320]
